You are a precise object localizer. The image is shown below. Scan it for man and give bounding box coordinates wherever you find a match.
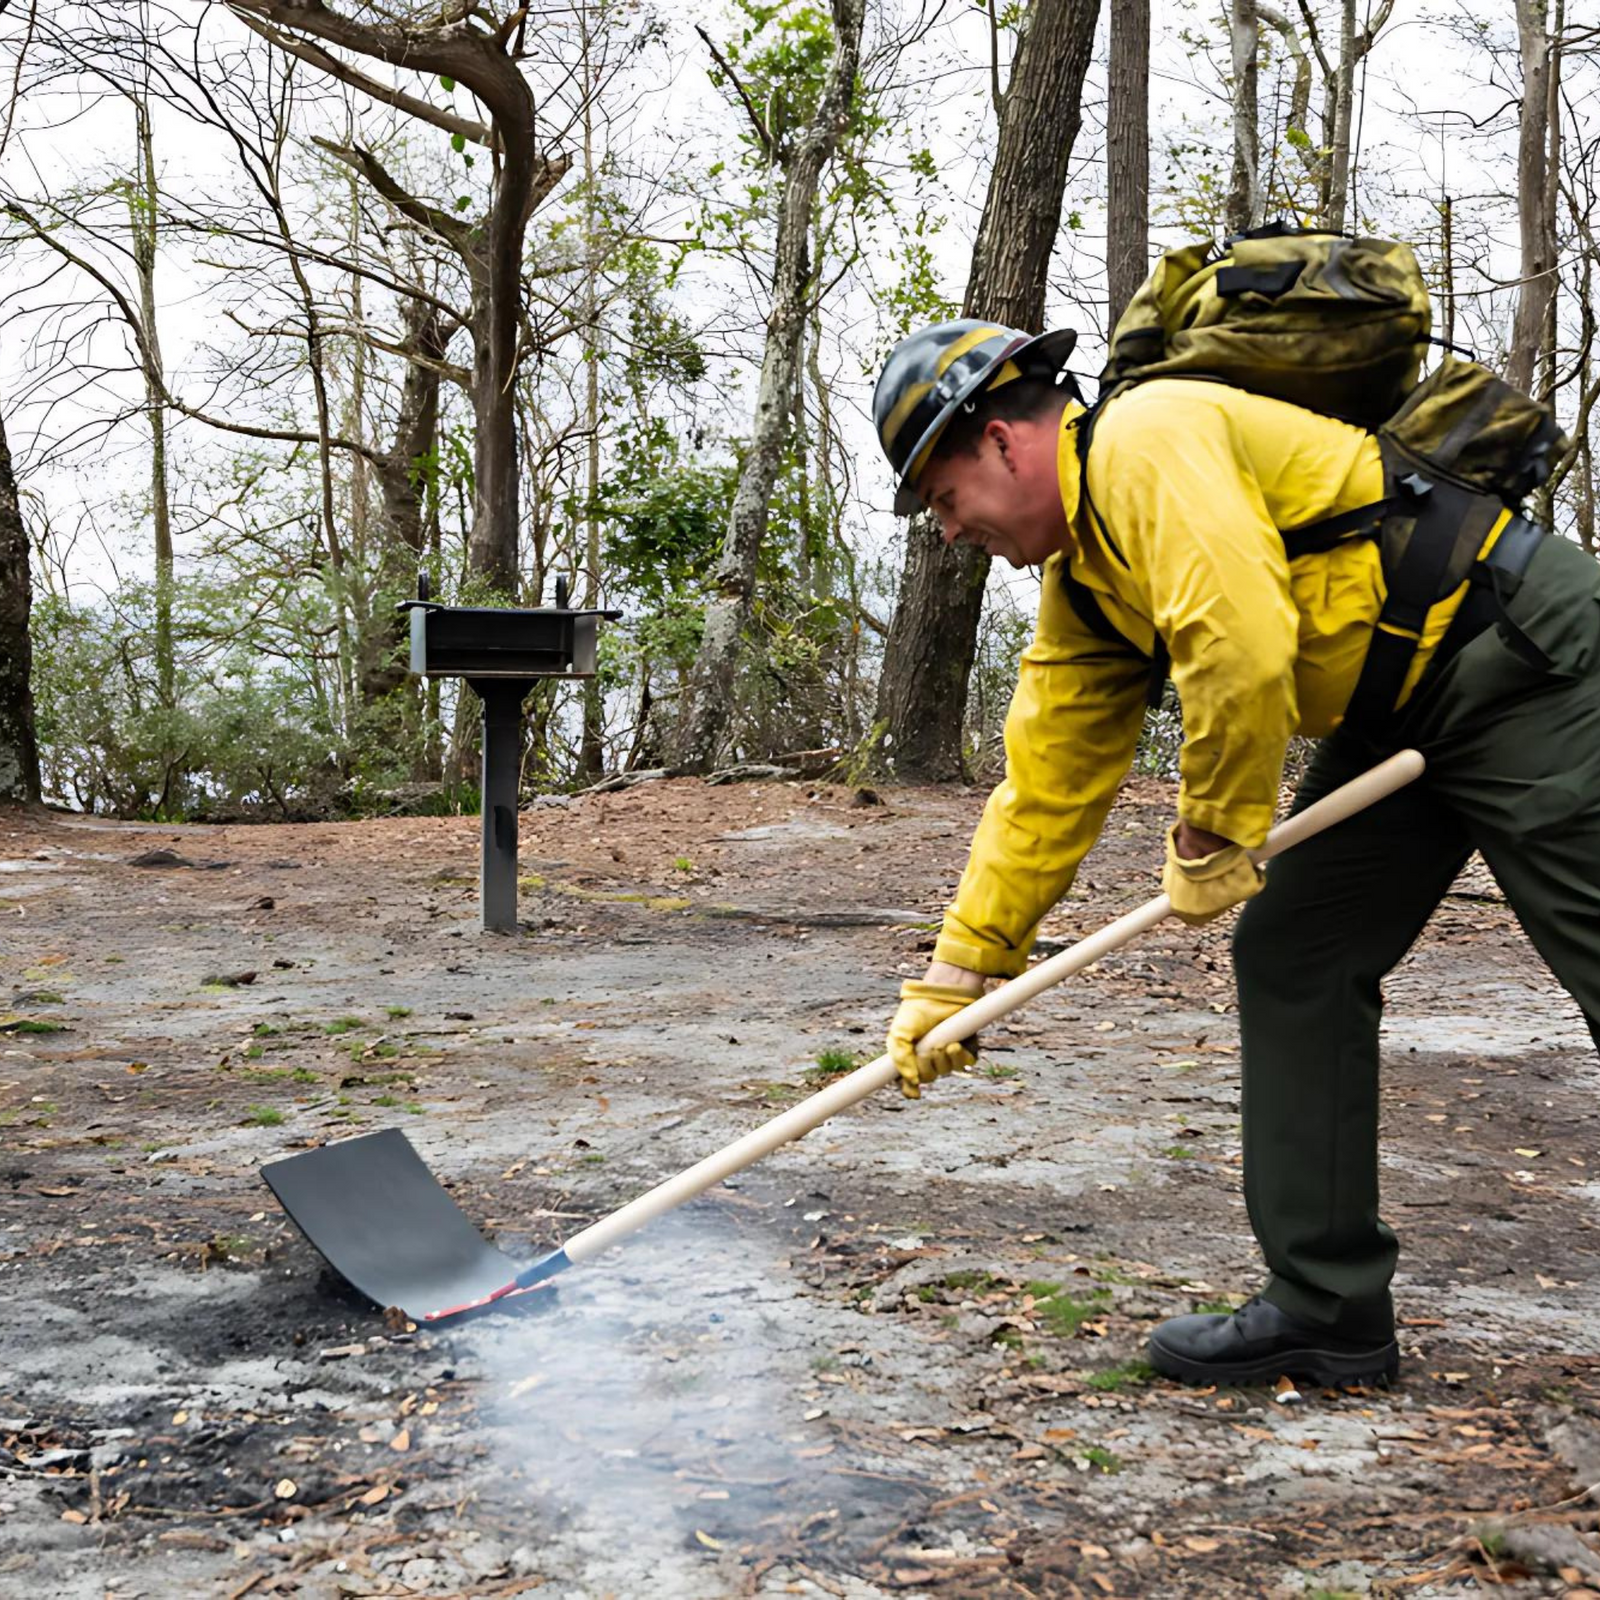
[874,318,1600,1387]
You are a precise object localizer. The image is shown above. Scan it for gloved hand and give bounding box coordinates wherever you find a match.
[1162,824,1264,925]
[886,979,982,1099]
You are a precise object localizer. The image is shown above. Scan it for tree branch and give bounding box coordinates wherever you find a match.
[224,0,531,129]
[694,23,774,159]
[229,9,493,146]
[312,136,473,251]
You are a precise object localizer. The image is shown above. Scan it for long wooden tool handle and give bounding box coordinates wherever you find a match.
[558,748,1424,1267]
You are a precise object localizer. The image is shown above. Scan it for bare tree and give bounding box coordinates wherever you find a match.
[874,0,1102,782]
[227,0,572,596]
[1106,0,1150,326]
[1296,0,1394,228]
[669,0,866,774]
[0,404,41,806]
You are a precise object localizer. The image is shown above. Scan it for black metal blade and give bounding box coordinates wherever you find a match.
[262,1128,523,1320]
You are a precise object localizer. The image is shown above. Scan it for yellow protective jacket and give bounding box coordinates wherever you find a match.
[935,378,1496,978]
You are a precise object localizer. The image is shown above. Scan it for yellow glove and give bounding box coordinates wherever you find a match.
[1162,824,1264,925]
[886,980,982,1100]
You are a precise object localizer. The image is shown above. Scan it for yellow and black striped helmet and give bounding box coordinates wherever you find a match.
[873,320,1079,514]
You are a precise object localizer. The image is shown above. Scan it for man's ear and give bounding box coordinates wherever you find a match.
[985,417,1017,470]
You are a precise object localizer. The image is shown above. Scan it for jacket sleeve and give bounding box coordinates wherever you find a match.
[933,561,1152,977]
[1089,387,1299,849]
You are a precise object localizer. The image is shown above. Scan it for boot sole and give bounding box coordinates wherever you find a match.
[1147,1333,1400,1389]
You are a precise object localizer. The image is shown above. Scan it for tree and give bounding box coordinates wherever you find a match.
[1506,0,1559,398]
[874,0,1102,782]
[1107,0,1150,328]
[0,404,41,806]
[1226,0,1260,234]
[227,0,572,596]
[669,0,867,774]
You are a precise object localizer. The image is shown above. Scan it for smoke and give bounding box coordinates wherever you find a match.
[454,1210,844,1595]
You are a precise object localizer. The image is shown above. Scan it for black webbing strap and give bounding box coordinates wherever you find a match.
[1216,259,1305,298]
[1061,569,1169,709]
[1280,498,1392,558]
[1340,476,1466,733]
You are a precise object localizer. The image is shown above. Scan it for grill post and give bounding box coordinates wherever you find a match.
[471,678,534,933]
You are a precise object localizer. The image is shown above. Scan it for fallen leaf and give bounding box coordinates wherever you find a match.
[893,1571,937,1585]
[60,1509,88,1525]
[1089,1574,1115,1595]
[697,1489,730,1500]
[127,1062,148,1074]
[1514,1147,1542,1158]
[358,1484,389,1506]
[389,1429,411,1454]
[796,1444,835,1458]
[274,1479,297,1500]
[694,1529,723,1550]
[36,1186,77,1197]
[1042,1427,1078,1442]
[1080,1541,1111,1558]
[1182,1535,1220,1553]
[171,1411,189,1426]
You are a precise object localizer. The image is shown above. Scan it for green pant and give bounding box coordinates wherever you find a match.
[1234,535,1600,1334]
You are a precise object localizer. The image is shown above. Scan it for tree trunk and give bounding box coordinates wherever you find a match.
[1226,0,1260,235]
[1507,0,1557,398]
[1324,0,1357,231]
[1105,0,1149,329]
[367,299,451,703]
[874,0,1101,782]
[128,94,175,711]
[0,406,41,806]
[669,0,866,774]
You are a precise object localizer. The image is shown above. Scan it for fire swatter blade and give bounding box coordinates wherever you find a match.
[262,1128,541,1322]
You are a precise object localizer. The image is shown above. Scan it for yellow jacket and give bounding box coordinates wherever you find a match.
[935,378,1492,977]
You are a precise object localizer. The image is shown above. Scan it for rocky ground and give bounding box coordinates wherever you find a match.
[2,775,1598,1599]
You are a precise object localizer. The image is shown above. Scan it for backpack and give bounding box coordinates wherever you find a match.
[1073,222,1571,731]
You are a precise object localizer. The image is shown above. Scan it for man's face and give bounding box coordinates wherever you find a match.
[915,416,1066,568]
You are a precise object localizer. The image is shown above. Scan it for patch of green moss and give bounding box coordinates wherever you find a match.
[323,1017,365,1035]
[1032,1286,1111,1338]
[944,1269,1002,1294]
[1084,1360,1155,1392]
[243,1105,284,1127]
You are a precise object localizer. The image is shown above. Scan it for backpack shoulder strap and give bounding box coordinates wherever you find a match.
[1059,565,1171,709]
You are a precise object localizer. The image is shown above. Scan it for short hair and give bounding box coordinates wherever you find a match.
[930,374,1075,463]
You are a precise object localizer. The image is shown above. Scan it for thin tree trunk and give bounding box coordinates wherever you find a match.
[578,2,605,783]
[1226,0,1260,235]
[1325,0,1356,231]
[1106,0,1149,329]
[874,0,1101,782]
[0,406,41,805]
[127,94,175,712]
[1507,0,1555,395]
[669,0,866,774]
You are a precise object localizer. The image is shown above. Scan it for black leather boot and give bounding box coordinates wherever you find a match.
[1148,1296,1399,1387]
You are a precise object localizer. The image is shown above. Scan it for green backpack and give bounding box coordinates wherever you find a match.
[1075,222,1571,730]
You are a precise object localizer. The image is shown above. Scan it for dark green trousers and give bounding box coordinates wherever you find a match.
[1234,535,1600,1334]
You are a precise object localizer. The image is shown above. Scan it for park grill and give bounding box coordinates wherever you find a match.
[402,573,618,933]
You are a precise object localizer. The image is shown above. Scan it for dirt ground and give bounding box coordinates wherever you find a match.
[3,774,1599,1600]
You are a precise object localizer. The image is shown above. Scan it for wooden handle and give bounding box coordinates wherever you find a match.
[560,748,1424,1266]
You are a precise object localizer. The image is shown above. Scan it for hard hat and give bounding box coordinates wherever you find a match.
[873,320,1079,514]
